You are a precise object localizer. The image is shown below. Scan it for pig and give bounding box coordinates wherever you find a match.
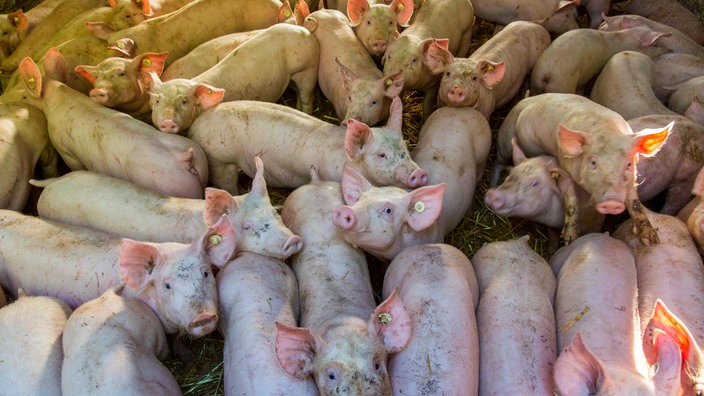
[185,97,427,194]
[550,233,655,394]
[666,76,704,122]
[0,0,65,60]
[470,0,568,27]
[589,50,679,120]
[332,163,446,261]
[303,9,404,126]
[277,169,412,395]
[32,157,303,260]
[160,30,262,80]
[382,243,480,395]
[538,0,580,35]
[614,209,704,394]
[471,236,556,395]
[149,23,320,133]
[346,0,413,57]
[61,288,181,396]
[641,300,704,395]
[530,27,671,94]
[90,0,288,70]
[0,209,236,337]
[623,0,704,45]
[599,15,704,59]
[381,0,474,116]
[411,106,492,235]
[651,53,704,102]
[74,51,168,121]
[0,0,108,82]
[18,48,209,199]
[677,167,704,255]
[0,292,72,396]
[628,114,704,215]
[493,93,674,245]
[485,140,605,250]
[217,252,318,395]
[425,21,551,118]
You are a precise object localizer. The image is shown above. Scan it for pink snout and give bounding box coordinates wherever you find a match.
[332,206,356,230]
[282,235,303,258]
[89,88,110,104]
[158,119,181,134]
[596,200,626,215]
[188,312,218,337]
[370,40,388,55]
[484,189,505,211]
[407,168,428,188]
[446,85,466,104]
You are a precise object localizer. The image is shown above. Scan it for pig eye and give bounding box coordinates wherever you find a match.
[367,20,372,25]
[445,71,451,77]
[372,100,377,106]
[471,75,477,81]
[383,207,392,215]
[164,282,171,290]
[626,162,632,171]
[203,270,210,279]
[378,152,387,159]
[181,99,188,106]
[588,158,597,169]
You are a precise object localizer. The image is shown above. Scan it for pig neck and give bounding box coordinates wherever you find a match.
[368,223,442,262]
[115,81,152,116]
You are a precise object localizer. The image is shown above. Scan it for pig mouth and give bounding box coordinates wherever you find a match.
[187,312,218,337]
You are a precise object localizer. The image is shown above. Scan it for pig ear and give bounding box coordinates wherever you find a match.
[303,15,318,32]
[557,125,591,158]
[382,71,404,98]
[385,95,403,132]
[642,299,701,370]
[402,183,445,232]
[344,119,373,160]
[192,83,225,111]
[640,31,671,48]
[422,38,452,75]
[341,163,373,205]
[44,47,69,82]
[87,21,115,41]
[650,329,683,393]
[692,168,704,195]
[203,187,237,227]
[294,0,310,26]
[133,0,151,15]
[277,0,294,23]
[136,52,168,86]
[275,322,322,378]
[18,57,43,98]
[632,121,673,158]
[148,71,162,91]
[554,333,609,395]
[107,38,136,57]
[250,156,269,199]
[108,0,118,8]
[8,10,28,32]
[74,64,97,85]
[200,215,237,268]
[369,288,412,354]
[511,138,527,164]
[391,0,413,27]
[478,60,505,88]
[119,239,161,289]
[684,97,704,125]
[347,0,369,27]
[336,57,357,90]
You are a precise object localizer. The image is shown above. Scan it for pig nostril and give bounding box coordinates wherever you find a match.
[282,235,303,257]
[188,312,218,337]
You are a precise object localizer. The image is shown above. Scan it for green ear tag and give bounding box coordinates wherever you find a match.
[396,3,405,11]
[284,9,292,17]
[384,78,393,89]
[117,41,126,49]
[142,58,151,66]
[209,234,222,245]
[13,16,20,24]
[414,201,425,213]
[378,312,392,325]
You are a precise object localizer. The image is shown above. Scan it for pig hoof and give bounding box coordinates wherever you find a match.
[638,227,660,246]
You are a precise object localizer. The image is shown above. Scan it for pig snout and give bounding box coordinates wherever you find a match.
[89,88,110,104]
[332,206,357,230]
[484,189,505,211]
[158,119,181,134]
[370,40,388,55]
[282,235,303,258]
[596,200,626,215]
[187,312,218,337]
[407,168,428,188]
[446,85,466,104]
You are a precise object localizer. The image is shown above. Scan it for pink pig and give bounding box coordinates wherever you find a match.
[0,292,71,396]
[277,169,412,395]
[61,288,181,395]
[217,252,318,395]
[0,209,236,337]
[678,166,704,255]
[346,0,413,57]
[332,163,446,261]
[383,243,480,395]
[32,157,302,260]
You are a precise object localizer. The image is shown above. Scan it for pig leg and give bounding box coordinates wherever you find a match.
[626,186,659,246]
[37,144,60,178]
[290,67,318,115]
[561,181,579,245]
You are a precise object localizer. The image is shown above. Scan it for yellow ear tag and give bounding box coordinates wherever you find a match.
[142,58,151,66]
[414,201,425,213]
[396,3,405,11]
[117,41,126,49]
[13,16,19,24]
[209,234,222,245]
[284,9,292,17]
[207,89,213,94]
[384,78,393,89]
[27,76,36,90]
[551,171,560,180]
[378,312,392,325]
